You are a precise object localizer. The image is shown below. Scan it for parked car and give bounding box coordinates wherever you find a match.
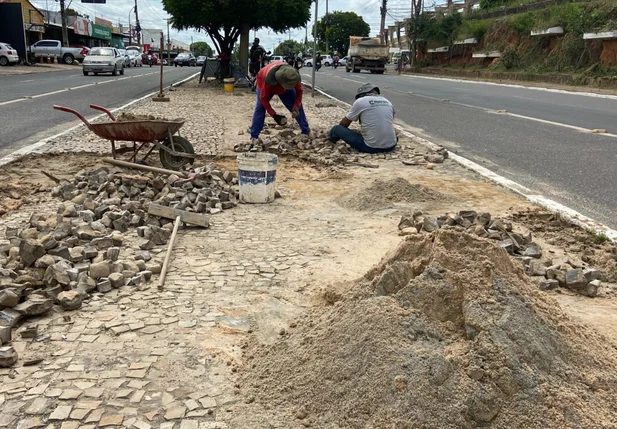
[196,56,207,66]
[321,54,333,66]
[127,50,142,67]
[271,55,284,63]
[173,53,196,67]
[0,42,19,66]
[29,39,87,64]
[304,56,313,67]
[82,47,125,76]
[339,56,348,66]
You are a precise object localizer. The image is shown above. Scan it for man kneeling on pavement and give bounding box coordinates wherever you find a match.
[249,62,310,145]
[329,83,397,154]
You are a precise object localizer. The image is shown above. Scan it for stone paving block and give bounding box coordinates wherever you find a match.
[99,414,124,427]
[59,389,82,400]
[49,405,72,420]
[179,421,198,429]
[84,408,104,423]
[133,420,151,429]
[60,423,80,429]
[25,397,48,415]
[129,390,145,403]
[16,417,44,429]
[164,406,186,420]
[69,408,90,420]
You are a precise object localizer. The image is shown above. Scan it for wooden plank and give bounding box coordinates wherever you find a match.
[158,215,181,290]
[148,203,210,228]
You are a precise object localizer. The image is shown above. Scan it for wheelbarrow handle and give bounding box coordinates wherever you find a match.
[89,104,116,121]
[53,105,92,129]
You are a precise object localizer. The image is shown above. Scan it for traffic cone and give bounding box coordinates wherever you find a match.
[47,56,51,64]
[54,55,57,64]
[39,56,43,64]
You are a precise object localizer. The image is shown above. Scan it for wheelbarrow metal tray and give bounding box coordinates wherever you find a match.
[90,119,186,143]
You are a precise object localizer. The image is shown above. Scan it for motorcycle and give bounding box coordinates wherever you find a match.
[147,54,153,67]
[333,59,339,69]
[294,57,303,71]
[315,60,322,71]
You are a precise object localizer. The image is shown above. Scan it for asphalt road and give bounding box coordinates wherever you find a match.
[302,67,617,229]
[0,65,198,158]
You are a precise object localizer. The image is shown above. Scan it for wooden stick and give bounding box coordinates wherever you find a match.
[158,215,182,290]
[41,170,62,183]
[343,161,379,169]
[103,158,187,178]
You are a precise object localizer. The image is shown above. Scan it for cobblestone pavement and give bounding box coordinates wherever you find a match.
[30,81,393,160]
[0,170,402,428]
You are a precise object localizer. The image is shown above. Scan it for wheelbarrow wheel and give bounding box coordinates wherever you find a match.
[159,136,194,171]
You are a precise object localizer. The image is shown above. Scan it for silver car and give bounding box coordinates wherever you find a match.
[0,42,19,66]
[82,47,125,76]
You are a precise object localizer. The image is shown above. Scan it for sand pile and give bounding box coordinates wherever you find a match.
[238,230,617,428]
[339,177,451,211]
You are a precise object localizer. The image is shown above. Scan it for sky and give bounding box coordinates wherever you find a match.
[29,0,422,51]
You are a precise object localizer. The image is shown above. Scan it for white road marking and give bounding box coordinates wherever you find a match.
[403,74,617,101]
[0,71,180,104]
[19,79,34,83]
[491,111,617,138]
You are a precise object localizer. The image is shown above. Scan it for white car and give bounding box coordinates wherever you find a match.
[127,50,142,67]
[82,47,125,76]
[322,54,333,66]
[339,56,348,66]
[0,42,19,66]
[271,55,284,63]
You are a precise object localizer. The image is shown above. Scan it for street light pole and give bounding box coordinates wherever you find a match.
[128,7,134,45]
[311,0,318,98]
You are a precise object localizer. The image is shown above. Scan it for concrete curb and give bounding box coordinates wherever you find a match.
[0,72,200,169]
[303,81,617,242]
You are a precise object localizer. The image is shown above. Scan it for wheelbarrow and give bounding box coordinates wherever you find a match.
[53,104,195,171]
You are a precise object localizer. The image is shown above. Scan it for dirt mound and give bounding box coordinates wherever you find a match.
[238,230,617,428]
[339,177,451,211]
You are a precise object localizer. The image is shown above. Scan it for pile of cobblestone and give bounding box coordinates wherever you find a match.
[234,127,449,167]
[0,163,239,367]
[399,210,602,297]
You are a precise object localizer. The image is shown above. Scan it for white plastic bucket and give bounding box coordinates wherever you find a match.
[237,152,278,203]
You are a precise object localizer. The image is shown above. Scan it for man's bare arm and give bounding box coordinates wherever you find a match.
[339,117,352,127]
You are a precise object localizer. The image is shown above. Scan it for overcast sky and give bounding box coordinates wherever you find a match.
[30,0,419,50]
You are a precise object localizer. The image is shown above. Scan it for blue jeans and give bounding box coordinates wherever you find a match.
[329,125,396,154]
[250,89,310,138]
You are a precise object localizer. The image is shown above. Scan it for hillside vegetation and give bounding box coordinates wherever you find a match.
[418,0,617,77]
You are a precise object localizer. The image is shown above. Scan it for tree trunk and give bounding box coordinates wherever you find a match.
[239,23,250,78]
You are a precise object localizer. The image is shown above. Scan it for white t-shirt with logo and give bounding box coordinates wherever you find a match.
[346,96,396,149]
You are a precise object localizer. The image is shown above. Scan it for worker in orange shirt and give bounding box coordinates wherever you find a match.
[249,61,310,145]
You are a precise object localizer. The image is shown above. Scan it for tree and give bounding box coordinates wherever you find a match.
[274,40,305,56]
[191,41,213,57]
[315,11,370,55]
[162,0,312,77]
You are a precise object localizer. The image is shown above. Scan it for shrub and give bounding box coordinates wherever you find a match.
[502,47,520,69]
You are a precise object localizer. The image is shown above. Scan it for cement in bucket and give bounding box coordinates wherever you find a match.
[224,78,235,92]
[237,152,278,203]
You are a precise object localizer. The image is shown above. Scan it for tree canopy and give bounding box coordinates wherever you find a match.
[274,40,305,56]
[191,41,213,57]
[315,11,370,55]
[162,0,312,54]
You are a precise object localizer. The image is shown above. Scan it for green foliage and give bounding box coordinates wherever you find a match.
[459,19,489,42]
[191,41,213,57]
[594,232,610,244]
[479,0,506,9]
[162,0,312,54]
[314,11,370,55]
[501,47,519,69]
[509,12,535,34]
[274,40,305,56]
[420,13,463,46]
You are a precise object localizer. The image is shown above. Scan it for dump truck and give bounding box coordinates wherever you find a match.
[346,37,389,74]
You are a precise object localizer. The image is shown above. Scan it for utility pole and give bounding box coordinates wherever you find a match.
[325,0,329,54]
[380,0,387,45]
[134,0,141,45]
[167,19,171,65]
[59,0,69,47]
[311,0,318,98]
